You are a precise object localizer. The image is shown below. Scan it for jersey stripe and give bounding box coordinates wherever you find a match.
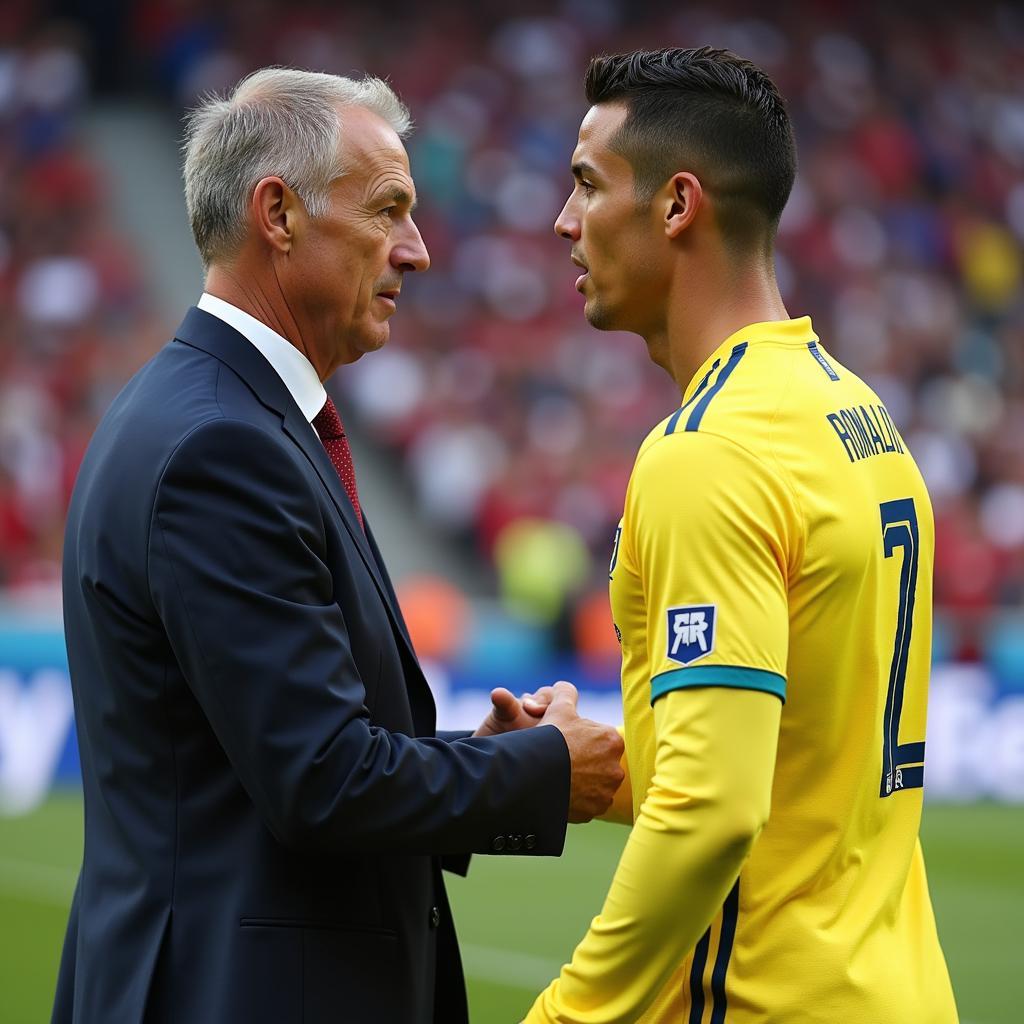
[709,880,741,1024]
[685,342,749,432]
[666,358,721,435]
[651,664,786,703]
[807,341,840,381]
[687,926,712,1024]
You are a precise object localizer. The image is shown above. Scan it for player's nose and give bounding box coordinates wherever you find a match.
[554,195,580,241]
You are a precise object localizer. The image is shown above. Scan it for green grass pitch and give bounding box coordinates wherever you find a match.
[1,793,1020,1022]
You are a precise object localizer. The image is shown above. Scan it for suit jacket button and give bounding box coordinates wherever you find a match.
[492,835,506,852]
[509,834,522,851]
[429,906,440,928]
[525,834,537,850]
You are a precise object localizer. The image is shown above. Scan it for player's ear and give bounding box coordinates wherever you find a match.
[664,172,702,239]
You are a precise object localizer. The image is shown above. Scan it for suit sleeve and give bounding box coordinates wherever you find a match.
[436,730,474,743]
[148,417,569,855]
[435,731,475,876]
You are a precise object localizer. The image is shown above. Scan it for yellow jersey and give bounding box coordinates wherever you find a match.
[608,316,956,1022]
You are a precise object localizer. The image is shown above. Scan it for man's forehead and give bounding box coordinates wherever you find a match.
[573,103,629,162]
[336,103,410,169]
[572,103,630,173]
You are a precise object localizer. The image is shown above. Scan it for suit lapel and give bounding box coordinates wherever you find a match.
[363,518,415,651]
[363,517,436,735]
[173,307,420,669]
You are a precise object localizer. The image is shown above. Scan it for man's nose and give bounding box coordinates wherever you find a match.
[554,197,579,241]
[392,218,430,273]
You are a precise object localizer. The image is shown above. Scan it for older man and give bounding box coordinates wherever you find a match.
[52,68,623,1024]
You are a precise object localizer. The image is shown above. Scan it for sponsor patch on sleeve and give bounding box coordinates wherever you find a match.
[666,605,716,665]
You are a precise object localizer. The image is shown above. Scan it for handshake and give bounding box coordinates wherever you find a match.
[475,681,625,823]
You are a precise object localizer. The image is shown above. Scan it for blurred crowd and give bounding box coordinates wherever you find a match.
[1,1,1023,671]
[0,15,164,599]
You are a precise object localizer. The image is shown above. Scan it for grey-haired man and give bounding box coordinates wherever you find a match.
[53,68,623,1024]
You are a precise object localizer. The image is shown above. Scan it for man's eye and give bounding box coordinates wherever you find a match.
[579,180,595,195]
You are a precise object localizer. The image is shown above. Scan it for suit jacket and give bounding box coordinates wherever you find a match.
[52,308,571,1024]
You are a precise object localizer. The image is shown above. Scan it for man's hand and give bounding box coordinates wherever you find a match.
[473,686,554,738]
[539,681,625,823]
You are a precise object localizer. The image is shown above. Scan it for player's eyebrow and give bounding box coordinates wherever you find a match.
[572,161,599,182]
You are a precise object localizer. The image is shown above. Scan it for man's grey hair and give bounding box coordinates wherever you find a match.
[183,67,412,267]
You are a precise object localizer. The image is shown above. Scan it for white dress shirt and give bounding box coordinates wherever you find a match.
[197,292,327,426]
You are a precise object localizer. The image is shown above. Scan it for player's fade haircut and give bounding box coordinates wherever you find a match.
[183,67,412,268]
[585,47,796,255]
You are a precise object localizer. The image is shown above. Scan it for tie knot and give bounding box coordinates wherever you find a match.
[313,396,345,442]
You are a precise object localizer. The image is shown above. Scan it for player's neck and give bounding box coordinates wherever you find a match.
[660,258,789,398]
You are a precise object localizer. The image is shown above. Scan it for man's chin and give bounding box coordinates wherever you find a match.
[337,324,389,367]
[583,297,616,332]
[361,321,391,352]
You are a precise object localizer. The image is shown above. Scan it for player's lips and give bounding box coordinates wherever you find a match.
[571,254,589,292]
[375,288,400,311]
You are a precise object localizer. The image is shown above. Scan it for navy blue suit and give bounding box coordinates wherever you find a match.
[53,308,571,1023]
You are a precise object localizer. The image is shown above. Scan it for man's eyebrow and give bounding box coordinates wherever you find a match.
[572,161,598,181]
[377,185,418,211]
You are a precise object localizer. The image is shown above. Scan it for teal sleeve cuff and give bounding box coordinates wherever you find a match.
[650,664,786,705]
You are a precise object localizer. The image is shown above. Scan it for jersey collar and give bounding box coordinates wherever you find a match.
[681,316,816,405]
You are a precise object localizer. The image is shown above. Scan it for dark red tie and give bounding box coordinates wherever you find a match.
[312,397,363,529]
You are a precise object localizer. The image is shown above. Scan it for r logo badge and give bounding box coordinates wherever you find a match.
[666,605,716,665]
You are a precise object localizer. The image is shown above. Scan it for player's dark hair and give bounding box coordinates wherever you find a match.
[585,47,796,253]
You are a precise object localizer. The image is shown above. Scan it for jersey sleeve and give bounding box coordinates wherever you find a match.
[523,687,781,1024]
[626,430,800,704]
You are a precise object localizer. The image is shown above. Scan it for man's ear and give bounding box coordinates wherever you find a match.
[664,172,703,239]
[251,176,298,254]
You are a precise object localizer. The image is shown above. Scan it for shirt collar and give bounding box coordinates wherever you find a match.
[197,292,327,423]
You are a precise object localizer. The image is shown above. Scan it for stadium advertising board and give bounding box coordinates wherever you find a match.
[1,618,1022,814]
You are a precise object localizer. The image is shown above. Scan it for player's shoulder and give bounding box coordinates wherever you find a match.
[631,415,769,495]
[632,318,902,478]
[636,412,678,460]
[632,334,797,472]
[630,320,859,488]
[691,328,816,435]
[680,322,891,447]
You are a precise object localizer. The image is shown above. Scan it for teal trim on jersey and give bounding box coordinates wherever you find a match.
[650,664,786,704]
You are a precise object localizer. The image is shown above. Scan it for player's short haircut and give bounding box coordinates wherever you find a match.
[585,47,796,254]
[183,67,412,268]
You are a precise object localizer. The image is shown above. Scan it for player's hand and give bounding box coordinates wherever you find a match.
[473,686,555,737]
[538,681,625,823]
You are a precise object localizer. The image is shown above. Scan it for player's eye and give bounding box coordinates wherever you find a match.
[579,180,595,195]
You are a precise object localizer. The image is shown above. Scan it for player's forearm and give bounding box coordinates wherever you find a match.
[597,727,633,826]
[525,689,780,1024]
[526,788,757,1023]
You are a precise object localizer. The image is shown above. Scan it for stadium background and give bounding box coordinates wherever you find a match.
[0,0,1022,1020]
